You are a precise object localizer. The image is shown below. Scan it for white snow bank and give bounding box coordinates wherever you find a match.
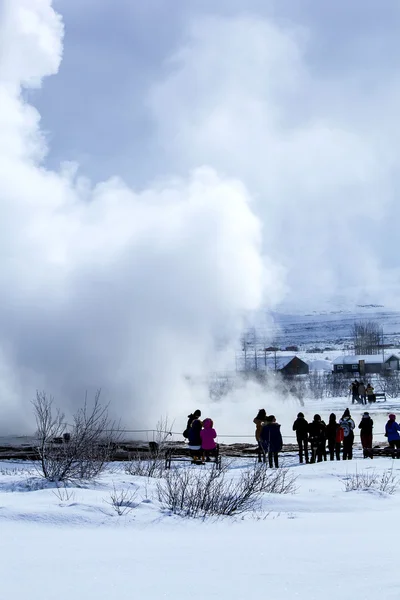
[0,458,400,599]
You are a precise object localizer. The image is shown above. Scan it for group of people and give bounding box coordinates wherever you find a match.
[255,408,400,464]
[350,380,375,405]
[183,407,400,467]
[253,410,283,468]
[291,409,366,462]
[183,410,218,464]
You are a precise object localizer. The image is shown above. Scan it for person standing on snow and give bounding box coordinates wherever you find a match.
[308,414,326,463]
[260,415,283,468]
[325,413,341,461]
[358,381,367,405]
[350,380,360,404]
[292,412,309,464]
[308,415,326,463]
[385,414,400,458]
[339,408,355,460]
[366,383,375,403]
[200,418,217,462]
[253,409,267,463]
[358,412,374,458]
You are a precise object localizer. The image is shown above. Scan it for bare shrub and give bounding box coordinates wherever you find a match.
[376,371,400,399]
[157,463,297,518]
[125,415,173,479]
[153,415,174,449]
[52,482,75,502]
[378,469,400,494]
[33,390,119,483]
[342,471,378,492]
[342,469,399,495]
[104,483,138,516]
[125,453,166,478]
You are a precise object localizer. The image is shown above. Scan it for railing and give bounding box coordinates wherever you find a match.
[0,428,390,445]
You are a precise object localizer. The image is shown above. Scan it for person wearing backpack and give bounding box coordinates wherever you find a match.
[339,408,355,460]
[325,413,341,460]
[385,414,400,458]
[292,412,309,464]
[260,415,283,468]
[366,383,375,404]
[308,414,326,463]
[358,412,374,458]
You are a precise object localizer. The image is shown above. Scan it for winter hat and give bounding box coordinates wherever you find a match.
[266,415,276,423]
[363,412,370,418]
[193,409,201,418]
[343,408,351,418]
[313,414,321,421]
[297,412,304,418]
[389,414,396,421]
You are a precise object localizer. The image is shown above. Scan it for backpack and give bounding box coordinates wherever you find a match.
[336,426,344,443]
[183,428,189,439]
[340,420,352,437]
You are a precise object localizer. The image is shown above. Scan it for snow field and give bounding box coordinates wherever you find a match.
[0,455,399,600]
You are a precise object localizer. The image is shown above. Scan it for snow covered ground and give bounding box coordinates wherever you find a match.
[1,452,400,600]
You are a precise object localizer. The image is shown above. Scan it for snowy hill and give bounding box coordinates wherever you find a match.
[270,307,400,347]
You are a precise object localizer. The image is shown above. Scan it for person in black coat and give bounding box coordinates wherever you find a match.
[350,380,360,404]
[292,412,309,464]
[308,414,326,463]
[358,412,374,458]
[183,409,201,438]
[260,415,283,468]
[325,413,341,461]
[187,416,203,463]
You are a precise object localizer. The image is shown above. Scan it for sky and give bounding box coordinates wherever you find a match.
[1,0,400,432]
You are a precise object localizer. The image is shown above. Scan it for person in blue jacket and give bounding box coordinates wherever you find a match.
[385,414,400,458]
[260,415,283,468]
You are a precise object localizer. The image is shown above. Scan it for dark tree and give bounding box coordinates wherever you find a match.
[351,320,383,355]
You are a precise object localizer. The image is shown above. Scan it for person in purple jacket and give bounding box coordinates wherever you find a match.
[200,418,217,462]
[260,415,283,468]
[385,414,400,458]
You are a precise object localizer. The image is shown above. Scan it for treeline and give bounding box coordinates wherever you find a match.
[208,370,400,402]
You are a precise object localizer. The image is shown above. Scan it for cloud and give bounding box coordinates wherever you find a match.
[148,14,399,307]
[0,1,284,433]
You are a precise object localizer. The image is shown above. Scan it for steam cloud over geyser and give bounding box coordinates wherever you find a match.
[0,1,282,433]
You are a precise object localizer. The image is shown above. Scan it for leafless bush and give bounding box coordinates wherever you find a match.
[379,469,400,494]
[376,372,400,399]
[125,415,173,479]
[104,483,138,516]
[342,471,378,491]
[342,469,399,495]
[157,463,297,518]
[153,416,174,449]
[52,482,75,502]
[125,453,166,478]
[33,390,119,483]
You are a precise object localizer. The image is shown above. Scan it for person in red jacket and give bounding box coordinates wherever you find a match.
[200,418,217,462]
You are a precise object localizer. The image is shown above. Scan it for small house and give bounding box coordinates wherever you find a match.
[333,354,400,375]
[266,355,309,376]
